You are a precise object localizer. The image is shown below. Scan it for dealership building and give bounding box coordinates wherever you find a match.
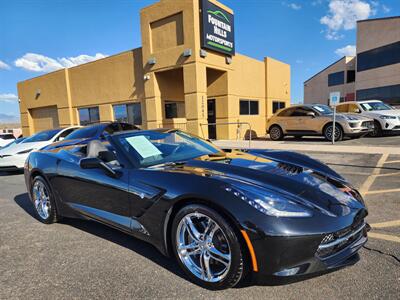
[17,0,291,139]
[304,16,400,105]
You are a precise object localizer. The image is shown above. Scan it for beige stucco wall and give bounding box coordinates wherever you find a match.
[304,57,355,105]
[17,0,291,140]
[356,17,400,92]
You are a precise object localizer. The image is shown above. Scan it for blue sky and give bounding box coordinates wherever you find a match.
[0,0,399,122]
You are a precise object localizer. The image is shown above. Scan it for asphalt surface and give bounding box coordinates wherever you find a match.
[1,151,399,299]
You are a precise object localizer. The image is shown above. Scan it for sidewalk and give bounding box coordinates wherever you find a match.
[214,140,400,155]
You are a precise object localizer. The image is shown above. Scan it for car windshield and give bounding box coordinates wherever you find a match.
[115,130,223,167]
[23,129,61,143]
[360,102,392,111]
[64,125,101,140]
[312,105,333,115]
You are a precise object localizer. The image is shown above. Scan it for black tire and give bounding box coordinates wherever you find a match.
[323,123,343,142]
[269,125,284,141]
[369,121,382,137]
[171,204,245,290]
[30,175,59,224]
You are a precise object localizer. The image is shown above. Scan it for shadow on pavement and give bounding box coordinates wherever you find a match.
[0,170,24,176]
[13,192,334,289]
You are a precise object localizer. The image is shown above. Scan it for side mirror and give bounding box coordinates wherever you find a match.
[306,112,316,118]
[80,157,120,178]
[354,108,361,113]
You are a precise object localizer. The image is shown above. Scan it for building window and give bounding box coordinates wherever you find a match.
[113,103,142,125]
[272,101,286,113]
[347,70,355,83]
[357,41,400,72]
[78,107,99,125]
[239,100,259,115]
[328,71,345,86]
[165,101,185,119]
[356,84,400,104]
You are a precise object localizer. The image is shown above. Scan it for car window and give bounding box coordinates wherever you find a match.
[277,107,296,117]
[64,125,101,140]
[360,102,392,111]
[336,104,349,113]
[348,104,360,113]
[311,105,332,115]
[55,128,78,141]
[115,130,222,168]
[291,107,313,117]
[0,134,15,140]
[23,129,62,143]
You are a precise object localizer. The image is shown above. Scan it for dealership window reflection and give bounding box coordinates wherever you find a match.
[79,107,100,125]
[272,101,286,113]
[113,103,142,125]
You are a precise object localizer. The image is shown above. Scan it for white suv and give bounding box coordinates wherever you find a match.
[336,100,400,137]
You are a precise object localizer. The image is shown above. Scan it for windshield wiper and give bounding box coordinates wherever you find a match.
[147,161,187,168]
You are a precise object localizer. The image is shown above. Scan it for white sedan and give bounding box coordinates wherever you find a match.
[0,133,16,148]
[0,126,80,171]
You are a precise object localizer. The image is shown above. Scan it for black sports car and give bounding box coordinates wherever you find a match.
[24,129,368,289]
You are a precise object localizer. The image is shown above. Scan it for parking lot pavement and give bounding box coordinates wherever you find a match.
[0,151,399,299]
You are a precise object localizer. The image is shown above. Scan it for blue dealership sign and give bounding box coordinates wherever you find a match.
[201,0,235,56]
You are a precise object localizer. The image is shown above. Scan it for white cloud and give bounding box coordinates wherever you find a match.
[382,4,391,13]
[14,52,108,72]
[320,0,374,40]
[288,3,302,10]
[335,45,356,56]
[0,60,10,70]
[0,93,18,103]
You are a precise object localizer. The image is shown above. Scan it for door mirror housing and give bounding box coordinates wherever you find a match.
[306,112,316,118]
[80,157,120,178]
[354,108,361,113]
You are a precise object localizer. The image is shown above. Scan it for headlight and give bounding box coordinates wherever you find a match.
[16,148,34,154]
[379,115,396,120]
[343,115,358,121]
[225,183,312,218]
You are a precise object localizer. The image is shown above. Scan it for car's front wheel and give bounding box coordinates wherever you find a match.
[323,124,343,141]
[171,204,245,290]
[269,125,284,141]
[31,176,58,224]
[369,121,382,137]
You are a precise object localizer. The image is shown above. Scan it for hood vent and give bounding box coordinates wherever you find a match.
[276,162,303,175]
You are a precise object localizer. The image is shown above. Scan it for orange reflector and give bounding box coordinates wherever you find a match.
[240,230,259,272]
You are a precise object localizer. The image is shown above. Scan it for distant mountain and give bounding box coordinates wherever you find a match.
[0,113,20,124]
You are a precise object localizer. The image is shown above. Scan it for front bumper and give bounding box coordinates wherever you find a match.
[247,220,368,279]
[342,120,374,135]
[0,154,27,170]
[381,118,400,131]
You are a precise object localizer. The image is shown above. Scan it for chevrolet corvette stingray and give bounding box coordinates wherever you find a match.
[24,129,368,289]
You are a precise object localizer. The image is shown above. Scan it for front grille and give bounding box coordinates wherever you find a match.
[317,218,366,258]
[361,121,374,128]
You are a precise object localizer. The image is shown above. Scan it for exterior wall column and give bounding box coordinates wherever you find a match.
[144,73,163,129]
[183,63,208,138]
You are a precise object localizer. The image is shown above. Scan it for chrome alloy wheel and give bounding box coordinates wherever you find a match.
[176,213,232,283]
[325,125,341,140]
[32,180,51,220]
[269,127,282,140]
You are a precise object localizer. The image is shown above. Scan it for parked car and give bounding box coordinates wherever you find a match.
[43,122,140,150]
[336,100,400,137]
[25,129,368,289]
[0,127,79,171]
[0,137,26,149]
[266,104,374,141]
[0,133,16,148]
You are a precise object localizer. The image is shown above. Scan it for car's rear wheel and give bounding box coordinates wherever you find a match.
[31,176,58,224]
[324,124,343,141]
[171,204,245,290]
[269,125,284,141]
[369,121,382,137]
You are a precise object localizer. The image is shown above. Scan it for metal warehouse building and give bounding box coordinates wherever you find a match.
[17,0,291,140]
[304,16,400,106]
